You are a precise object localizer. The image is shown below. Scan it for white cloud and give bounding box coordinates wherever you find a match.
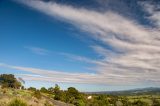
[11,0,160,86]
[140,1,160,28]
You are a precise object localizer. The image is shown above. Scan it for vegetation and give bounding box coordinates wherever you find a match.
[33,90,42,99]
[0,74,160,106]
[8,98,27,106]
[0,74,21,89]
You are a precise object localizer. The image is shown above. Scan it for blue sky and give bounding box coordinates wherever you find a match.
[0,0,160,92]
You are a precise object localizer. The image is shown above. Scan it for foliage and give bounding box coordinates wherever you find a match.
[120,97,132,106]
[132,100,149,106]
[33,90,41,99]
[48,87,54,93]
[74,99,85,106]
[0,74,21,89]
[8,98,27,106]
[88,95,109,106]
[66,87,81,101]
[53,84,61,100]
[21,86,25,90]
[152,98,160,106]
[27,87,36,91]
[40,87,48,93]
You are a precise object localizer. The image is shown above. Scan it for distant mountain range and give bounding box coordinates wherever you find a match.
[85,87,160,95]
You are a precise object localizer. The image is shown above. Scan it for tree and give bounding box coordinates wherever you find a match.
[92,95,109,106]
[14,81,22,89]
[21,86,25,90]
[67,87,80,99]
[0,74,22,89]
[40,87,48,93]
[28,87,36,91]
[66,87,82,104]
[48,87,54,93]
[53,84,61,100]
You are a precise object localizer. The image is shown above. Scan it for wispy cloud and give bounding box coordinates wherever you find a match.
[24,46,50,55]
[140,1,160,28]
[0,63,152,85]
[12,0,160,85]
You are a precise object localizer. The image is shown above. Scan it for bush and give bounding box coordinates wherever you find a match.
[0,74,21,89]
[28,87,36,91]
[8,98,27,106]
[33,90,41,99]
[152,98,160,106]
[40,87,48,93]
[74,100,85,106]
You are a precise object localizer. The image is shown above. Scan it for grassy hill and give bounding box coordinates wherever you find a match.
[0,88,73,106]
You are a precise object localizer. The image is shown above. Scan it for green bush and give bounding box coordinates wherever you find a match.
[74,100,85,106]
[33,90,41,99]
[8,98,27,106]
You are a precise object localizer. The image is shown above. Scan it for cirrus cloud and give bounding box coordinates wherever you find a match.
[9,0,160,86]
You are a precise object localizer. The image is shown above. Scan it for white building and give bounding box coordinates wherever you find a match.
[87,96,92,100]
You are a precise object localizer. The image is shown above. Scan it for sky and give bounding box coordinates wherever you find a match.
[0,0,160,92]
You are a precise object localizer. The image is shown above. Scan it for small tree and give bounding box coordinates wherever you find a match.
[0,74,22,89]
[67,87,80,99]
[48,87,54,93]
[40,87,48,93]
[54,84,61,100]
[66,87,82,104]
[28,87,36,91]
[21,86,25,90]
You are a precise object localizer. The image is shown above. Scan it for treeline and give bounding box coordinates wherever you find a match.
[28,84,86,105]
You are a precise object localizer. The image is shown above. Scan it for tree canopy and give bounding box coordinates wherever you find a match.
[0,74,21,89]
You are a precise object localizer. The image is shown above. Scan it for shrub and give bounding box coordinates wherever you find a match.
[28,87,36,91]
[152,98,160,106]
[8,98,27,106]
[33,90,41,99]
[40,87,48,93]
[74,100,85,106]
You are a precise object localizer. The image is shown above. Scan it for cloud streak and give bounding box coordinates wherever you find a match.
[11,0,160,86]
[24,46,50,55]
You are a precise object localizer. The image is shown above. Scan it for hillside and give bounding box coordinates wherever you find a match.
[0,88,73,106]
